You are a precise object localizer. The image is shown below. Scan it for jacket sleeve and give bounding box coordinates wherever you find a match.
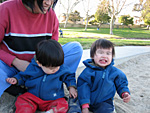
[77,69,91,106]
[115,69,130,98]
[63,73,77,88]
[0,5,16,66]
[14,60,35,85]
[14,69,32,86]
[60,65,77,88]
[14,72,26,86]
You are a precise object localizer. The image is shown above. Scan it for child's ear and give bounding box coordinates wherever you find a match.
[36,60,41,67]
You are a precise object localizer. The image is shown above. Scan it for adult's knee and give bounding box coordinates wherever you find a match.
[71,41,83,56]
[63,41,83,57]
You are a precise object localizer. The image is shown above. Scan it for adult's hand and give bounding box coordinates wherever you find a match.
[12,58,30,72]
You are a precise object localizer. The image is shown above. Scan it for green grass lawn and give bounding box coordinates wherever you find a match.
[58,27,150,49]
[60,27,150,39]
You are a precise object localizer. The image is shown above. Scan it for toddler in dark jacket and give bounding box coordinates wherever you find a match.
[6,39,77,113]
[77,39,131,113]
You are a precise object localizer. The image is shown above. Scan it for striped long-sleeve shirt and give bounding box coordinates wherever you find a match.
[0,0,59,66]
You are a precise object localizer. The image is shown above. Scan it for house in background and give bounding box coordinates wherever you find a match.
[129,11,144,25]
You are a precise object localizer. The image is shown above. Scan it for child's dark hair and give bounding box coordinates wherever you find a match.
[22,0,58,13]
[36,39,64,67]
[90,39,115,58]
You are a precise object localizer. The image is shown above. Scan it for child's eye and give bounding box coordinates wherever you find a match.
[96,50,103,54]
[107,52,112,55]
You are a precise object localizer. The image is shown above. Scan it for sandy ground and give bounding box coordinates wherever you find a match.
[114,53,150,113]
[0,53,150,113]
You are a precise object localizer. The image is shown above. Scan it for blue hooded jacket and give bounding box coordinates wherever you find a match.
[14,58,76,101]
[77,59,130,106]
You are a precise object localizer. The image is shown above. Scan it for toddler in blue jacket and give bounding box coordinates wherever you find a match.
[77,39,131,113]
[6,39,77,113]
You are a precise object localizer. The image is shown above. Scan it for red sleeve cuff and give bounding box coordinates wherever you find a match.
[82,104,89,109]
[122,92,129,98]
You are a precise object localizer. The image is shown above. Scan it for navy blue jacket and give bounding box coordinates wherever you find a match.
[15,58,76,101]
[77,59,130,106]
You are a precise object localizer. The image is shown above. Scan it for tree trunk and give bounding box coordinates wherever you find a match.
[64,13,69,28]
[110,16,114,35]
[85,12,89,31]
[147,25,150,30]
[99,23,102,28]
[127,25,132,30]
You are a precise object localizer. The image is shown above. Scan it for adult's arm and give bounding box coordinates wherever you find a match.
[0,22,16,66]
[12,58,30,72]
[0,4,16,67]
[0,5,30,71]
[0,23,30,71]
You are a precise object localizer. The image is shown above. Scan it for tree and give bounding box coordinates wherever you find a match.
[133,3,143,11]
[59,0,81,28]
[69,10,81,23]
[82,0,96,31]
[132,0,150,29]
[95,0,111,28]
[119,15,133,30]
[108,0,127,35]
[133,0,144,11]
[97,0,127,35]
[142,0,150,29]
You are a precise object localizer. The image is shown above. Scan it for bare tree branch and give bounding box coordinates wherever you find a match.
[59,0,82,28]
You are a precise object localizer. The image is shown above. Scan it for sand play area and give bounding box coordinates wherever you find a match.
[114,53,150,113]
[0,53,150,113]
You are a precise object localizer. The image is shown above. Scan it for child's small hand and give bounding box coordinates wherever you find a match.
[6,78,17,85]
[69,87,77,99]
[122,92,131,103]
[82,108,89,113]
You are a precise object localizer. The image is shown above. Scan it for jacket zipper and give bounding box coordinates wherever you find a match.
[95,71,106,102]
[102,71,106,79]
[39,74,47,98]
[43,74,47,82]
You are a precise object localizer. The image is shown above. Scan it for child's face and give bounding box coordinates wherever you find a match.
[92,48,113,68]
[37,61,60,74]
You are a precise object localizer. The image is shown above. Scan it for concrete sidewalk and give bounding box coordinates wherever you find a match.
[79,46,150,67]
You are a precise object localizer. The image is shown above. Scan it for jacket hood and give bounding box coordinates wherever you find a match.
[31,56,39,66]
[83,59,114,70]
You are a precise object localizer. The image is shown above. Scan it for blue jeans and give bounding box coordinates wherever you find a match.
[89,99,114,113]
[62,42,83,72]
[67,97,81,113]
[0,61,19,96]
[0,42,83,97]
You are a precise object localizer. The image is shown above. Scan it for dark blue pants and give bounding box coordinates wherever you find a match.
[89,99,114,113]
